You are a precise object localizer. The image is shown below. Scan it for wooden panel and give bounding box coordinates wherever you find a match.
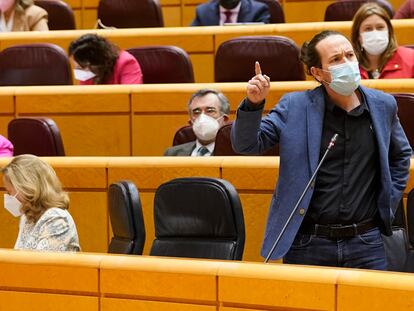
[102,297,216,311]
[83,8,98,29]
[221,157,279,191]
[0,291,99,311]
[103,29,214,53]
[0,250,100,293]
[74,9,81,29]
[218,262,338,310]
[15,86,130,113]
[55,166,107,189]
[183,5,197,26]
[0,116,13,137]
[100,256,219,302]
[131,86,195,112]
[190,54,214,83]
[68,192,109,253]
[133,114,188,156]
[213,20,414,53]
[65,0,81,9]
[51,115,131,156]
[107,157,222,190]
[337,269,414,311]
[239,194,272,262]
[162,6,182,27]
[139,192,155,255]
[0,191,19,248]
[284,1,332,22]
[220,308,271,311]
[0,89,14,113]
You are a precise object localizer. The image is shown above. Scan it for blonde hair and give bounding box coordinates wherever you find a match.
[351,3,398,72]
[2,155,69,223]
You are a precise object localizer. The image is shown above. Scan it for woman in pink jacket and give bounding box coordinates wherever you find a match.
[351,3,414,79]
[0,135,13,156]
[68,34,143,85]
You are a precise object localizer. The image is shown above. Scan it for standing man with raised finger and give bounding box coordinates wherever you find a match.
[231,30,412,269]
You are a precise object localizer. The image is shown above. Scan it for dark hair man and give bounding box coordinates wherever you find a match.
[231,30,412,269]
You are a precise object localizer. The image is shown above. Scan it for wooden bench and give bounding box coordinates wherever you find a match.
[1,79,414,156]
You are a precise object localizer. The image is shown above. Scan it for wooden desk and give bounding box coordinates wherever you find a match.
[1,20,413,82]
[0,157,412,262]
[1,79,414,156]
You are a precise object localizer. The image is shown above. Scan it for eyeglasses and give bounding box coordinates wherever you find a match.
[191,106,218,117]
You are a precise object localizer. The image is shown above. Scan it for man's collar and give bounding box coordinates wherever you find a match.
[323,87,368,113]
[195,140,215,154]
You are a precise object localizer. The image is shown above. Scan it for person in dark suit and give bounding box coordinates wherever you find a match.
[164,89,230,156]
[191,0,270,26]
[231,30,412,269]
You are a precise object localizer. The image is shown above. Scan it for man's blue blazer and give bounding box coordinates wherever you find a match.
[191,0,270,26]
[231,86,412,260]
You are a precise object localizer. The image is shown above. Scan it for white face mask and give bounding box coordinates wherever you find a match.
[361,30,389,56]
[74,68,96,81]
[4,193,22,217]
[192,114,223,142]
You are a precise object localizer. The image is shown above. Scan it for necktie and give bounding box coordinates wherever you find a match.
[224,10,233,24]
[197,146,209,156]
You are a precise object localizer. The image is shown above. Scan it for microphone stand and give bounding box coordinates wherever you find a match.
[264,133,338,263]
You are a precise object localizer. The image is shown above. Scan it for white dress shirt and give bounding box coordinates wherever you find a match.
[191,140,215,156]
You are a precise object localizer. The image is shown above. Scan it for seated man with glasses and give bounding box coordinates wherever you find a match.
[164,89,230,156]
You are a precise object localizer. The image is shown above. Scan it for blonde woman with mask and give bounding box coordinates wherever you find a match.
[2,155,80,251]
[351,3,414,79]
[0,0,48,32]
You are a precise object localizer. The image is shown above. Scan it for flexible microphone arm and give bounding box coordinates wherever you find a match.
[264,133,338,263]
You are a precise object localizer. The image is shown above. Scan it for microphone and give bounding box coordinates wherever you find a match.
[264,133,338,263]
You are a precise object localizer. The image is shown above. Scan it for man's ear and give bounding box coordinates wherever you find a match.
[310,66,322,83]
[223,114,229,124]
[188,118,193,125]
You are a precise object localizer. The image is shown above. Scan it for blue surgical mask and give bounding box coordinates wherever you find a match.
[323,61,361,96]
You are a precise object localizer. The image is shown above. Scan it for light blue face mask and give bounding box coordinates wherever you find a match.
[324,61,361,96]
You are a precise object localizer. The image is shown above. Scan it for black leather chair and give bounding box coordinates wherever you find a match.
[215,36,305,82]
[127,46,194,83]
[108,181,146,255]
[0,43,72,86]
[150,177,245,260]
[34,0,76,30]
[392,93,414,150]
[324,0,394,21]
[8,117,65,156]
[97,0,164,28]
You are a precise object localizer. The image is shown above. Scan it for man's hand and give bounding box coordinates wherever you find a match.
[247,61,270,105]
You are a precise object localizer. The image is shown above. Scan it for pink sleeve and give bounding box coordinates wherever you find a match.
[0,135,13,156]
[118,56,143,84]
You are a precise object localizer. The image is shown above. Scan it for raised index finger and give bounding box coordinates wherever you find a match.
[255,61,262,76]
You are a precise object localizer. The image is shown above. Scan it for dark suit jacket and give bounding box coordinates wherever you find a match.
[191,0,270,26]
[231,86,412,260]
[164,141,196,156]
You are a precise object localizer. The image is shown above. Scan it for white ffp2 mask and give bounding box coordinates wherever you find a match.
[4,194,22,217]
[74,69,96,81]
[192,114,222,142]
